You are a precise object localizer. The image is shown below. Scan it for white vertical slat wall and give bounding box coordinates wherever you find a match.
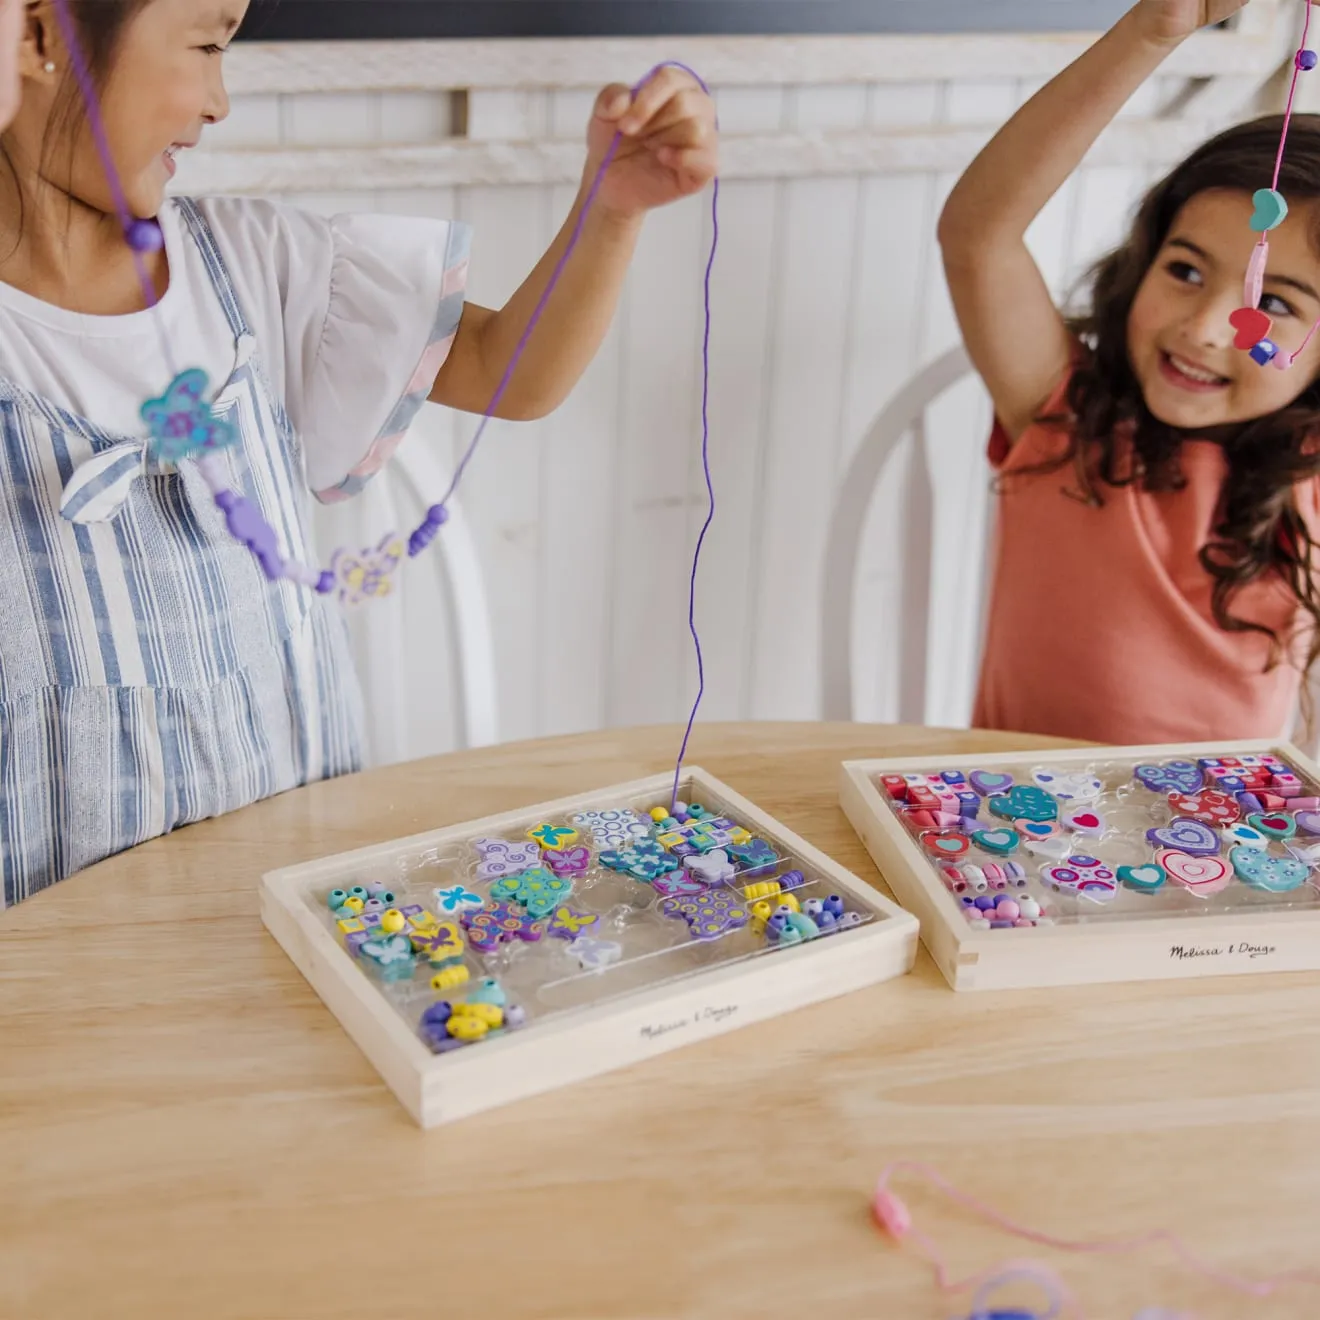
[178,19,1291,763]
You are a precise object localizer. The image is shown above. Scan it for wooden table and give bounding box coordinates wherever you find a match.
[2,723,1317,1320]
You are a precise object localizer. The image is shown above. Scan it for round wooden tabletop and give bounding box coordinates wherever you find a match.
[2,722,1317,1320]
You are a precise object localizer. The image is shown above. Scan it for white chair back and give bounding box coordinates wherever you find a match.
[312,403,499,766]
[821,345,994,727]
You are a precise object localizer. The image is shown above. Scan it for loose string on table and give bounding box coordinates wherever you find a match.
[872,1160,1320,1317]
[48,17,722,804]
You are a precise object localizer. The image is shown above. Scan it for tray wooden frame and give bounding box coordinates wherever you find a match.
[262,766,919,1125]
[839,740,1320,991]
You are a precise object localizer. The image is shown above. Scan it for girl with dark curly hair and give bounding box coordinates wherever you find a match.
[940,0,1320,742]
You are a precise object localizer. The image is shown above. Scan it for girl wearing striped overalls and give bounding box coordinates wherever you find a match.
[0,0,717,904]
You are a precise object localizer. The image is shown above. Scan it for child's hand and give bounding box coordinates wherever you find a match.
[0,0,21,131]
[584,67,718,220]
[1132,0,1254,47]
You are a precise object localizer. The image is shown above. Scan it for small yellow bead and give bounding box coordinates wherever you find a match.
[380,908,406,934]
[430,965,470,992]
[743,880,782,902]
[341,896,365,914]
[777,893,800,914]
[447,1014,489,1041]
[451,1001,503,1027]
[750,899,774,932]
[649,806,669,822]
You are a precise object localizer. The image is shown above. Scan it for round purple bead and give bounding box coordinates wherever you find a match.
[422,1001,453,1027]
[973,895,997,911]
[316,570,336,594]
[425,503,449,528]
[1298,49,1318,71]
[125,218,164,253]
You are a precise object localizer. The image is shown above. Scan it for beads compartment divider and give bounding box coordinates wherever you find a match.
[839,740,1320,992]
[260,766,918,1127]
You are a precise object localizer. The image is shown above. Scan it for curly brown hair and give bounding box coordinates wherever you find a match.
[1039,114,1320,687]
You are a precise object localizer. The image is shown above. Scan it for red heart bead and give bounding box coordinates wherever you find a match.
[1229,306,1272,350]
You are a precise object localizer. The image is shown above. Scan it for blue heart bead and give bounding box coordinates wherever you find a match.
[1250,188,1289,233]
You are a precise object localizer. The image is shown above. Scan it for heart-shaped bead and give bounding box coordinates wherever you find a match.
[1062,808,1105,837]
[921,830,971,859]
[1157,848,1232,896]
[1246,811,1296,840]
[1133,760,1203,795]
[1025,834,1073,860]
[987,785,1057,823]
[1295,809,1320,836]
[1223,822,1269,851]
[1229,305,1273,350]
[971,827,1019,855]
[1230,845,1309,892]
[1249,186,1288,233]
[1041,856,1118,903]
[1146,817,1218,856]
[1167,790,1239,825]
[1285,839,1320,865]
[1031,769,1102,803]
[1018,820,1059,840]
[1118,862,1166,892]
[969,770,1015,797]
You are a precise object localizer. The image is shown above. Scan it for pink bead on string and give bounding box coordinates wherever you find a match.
[872,1160,1320,1317]
[1236,0,1320,371]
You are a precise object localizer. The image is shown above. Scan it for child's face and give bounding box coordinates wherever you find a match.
[1127,189,1320,431]
[81,0,248,218]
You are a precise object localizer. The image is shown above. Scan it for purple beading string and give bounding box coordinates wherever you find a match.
[436,60,721,807]
[49,0,177,377]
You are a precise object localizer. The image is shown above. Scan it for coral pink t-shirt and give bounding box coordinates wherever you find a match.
[973,374,1320,742]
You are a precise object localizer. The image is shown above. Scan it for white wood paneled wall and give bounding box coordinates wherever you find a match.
[175,13,1295,761]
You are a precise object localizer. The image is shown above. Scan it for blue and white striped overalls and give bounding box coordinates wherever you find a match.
[0,199,363,905]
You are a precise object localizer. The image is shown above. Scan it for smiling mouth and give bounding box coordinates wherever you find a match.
[1158,350,1230,392]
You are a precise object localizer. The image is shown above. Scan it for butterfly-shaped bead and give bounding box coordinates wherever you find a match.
[331,534,407,605]
[141,368,237,463]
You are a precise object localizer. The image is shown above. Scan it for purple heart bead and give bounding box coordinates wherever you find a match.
[1295,809,1320,837]
[969,770,1015,797]
[1133,760,1203,795]
[1146,816,1219,856]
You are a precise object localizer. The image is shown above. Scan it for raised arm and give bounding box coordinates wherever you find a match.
[938,0,1250,442]
[431,66,717,421]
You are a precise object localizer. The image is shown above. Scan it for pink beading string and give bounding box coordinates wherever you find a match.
[872,1161,1320,1316]
[1255,0,1318,367]
[46,13,722,797]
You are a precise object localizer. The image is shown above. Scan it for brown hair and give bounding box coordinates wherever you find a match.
[1042,114,1320,684]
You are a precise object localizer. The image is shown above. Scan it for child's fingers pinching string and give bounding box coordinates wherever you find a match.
[617,65,708,137]
[592,83,634,127]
